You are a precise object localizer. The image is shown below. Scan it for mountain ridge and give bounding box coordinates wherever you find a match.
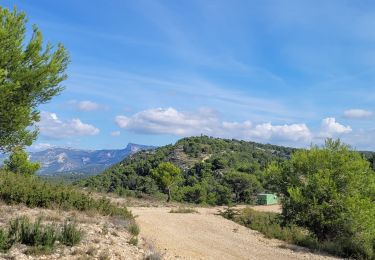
[0,143,156,176]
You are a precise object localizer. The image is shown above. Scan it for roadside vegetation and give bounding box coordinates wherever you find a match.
[0,170,133,219]
[224,140,375,260]
[222,207,346,258]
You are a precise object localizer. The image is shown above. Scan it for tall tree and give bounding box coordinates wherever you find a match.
[152,162,182,202]
[4,148,39,175]
[276,139,375,258]
[0,7,69,152]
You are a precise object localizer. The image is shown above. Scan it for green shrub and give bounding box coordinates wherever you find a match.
[0,171,133,221]
[223,206,375,259]
[224,208,308,242]
[270,139,375,259]
[4,149,40,176]
[0,216,82,254]
[8,216,57,249]
[221,208,321,250]
[0,229,12,252]
[59,220,82,246]
[0,216,85,253]
[128,236,138,246]
[128,221,140,236]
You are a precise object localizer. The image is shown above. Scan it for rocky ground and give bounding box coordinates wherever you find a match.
[0,197,341,260]
[0,203,148,260]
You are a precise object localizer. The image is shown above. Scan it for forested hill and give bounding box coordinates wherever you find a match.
[81,136,375,205]
[81,136,296,204]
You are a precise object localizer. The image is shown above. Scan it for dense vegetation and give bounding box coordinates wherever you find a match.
[4,148,40,175]
[278,140,375,259]
[83,136,375,259]
[226,140,375,259]
[0,7,69,153]
[0,170,133,220]
[82,136,296,205]
[0,216,82,253]
[221,207,354,258]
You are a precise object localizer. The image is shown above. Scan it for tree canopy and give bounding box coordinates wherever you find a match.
[4,148,39,175]
[151,162,182,202]
[0,7,69,152]
[275,139,375,258]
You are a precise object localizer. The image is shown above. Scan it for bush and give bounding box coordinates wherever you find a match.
[128,221,140,236]
[0,216,83,253]
[274,139,375,259]
[0,170,133,220]
[221,208,338,254]
[222,208,309,242]
[8,216,57,249]
[0,229,12,252]
[129,236,138,245]
[59,220,82,246]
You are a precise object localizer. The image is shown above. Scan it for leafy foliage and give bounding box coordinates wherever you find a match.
[0,170,133,220]
[4,148,39,175]
[269,139,375,259]
[59,219,82,246]
[221,207,308,242]
[8,216,57,249]
[221,207,356,258]
[152,162,182,201]
[0,215,82,253]
[82,136,295,205]
[0,7,69,152]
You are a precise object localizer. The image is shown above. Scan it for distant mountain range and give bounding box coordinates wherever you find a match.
[0,143,155,176]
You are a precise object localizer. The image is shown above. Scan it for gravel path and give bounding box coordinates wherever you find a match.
[130,206,340,260]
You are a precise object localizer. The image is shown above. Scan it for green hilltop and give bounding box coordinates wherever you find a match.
[81,136,297,205]
[81,136,375,205]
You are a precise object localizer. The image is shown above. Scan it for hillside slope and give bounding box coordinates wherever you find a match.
[82,136,296,205]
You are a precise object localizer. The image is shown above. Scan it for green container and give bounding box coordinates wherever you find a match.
[256,193,278,205]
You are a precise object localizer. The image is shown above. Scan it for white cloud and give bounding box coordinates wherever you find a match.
[343,109,373,119]
[38,111,100,139]
[116,107,219,136]
[320,117,352,138]
[29,143,54,152]
[249,123,311,142]
[111,131,121,136]
[115,107,312,143]
[69,100,101,111]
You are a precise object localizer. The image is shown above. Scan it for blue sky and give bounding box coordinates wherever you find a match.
[3,0,375,150]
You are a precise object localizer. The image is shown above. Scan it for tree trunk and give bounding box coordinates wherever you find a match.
[167,188,171,202]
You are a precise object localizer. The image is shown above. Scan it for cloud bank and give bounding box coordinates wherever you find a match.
[115,107,315,144]
[38,112,100,139]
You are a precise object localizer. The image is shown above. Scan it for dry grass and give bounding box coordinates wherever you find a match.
[143,239,163,260]
[86,245,97,256]
[169,207,198,214]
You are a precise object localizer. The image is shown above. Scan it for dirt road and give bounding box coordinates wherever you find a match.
[130,206,339,260]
